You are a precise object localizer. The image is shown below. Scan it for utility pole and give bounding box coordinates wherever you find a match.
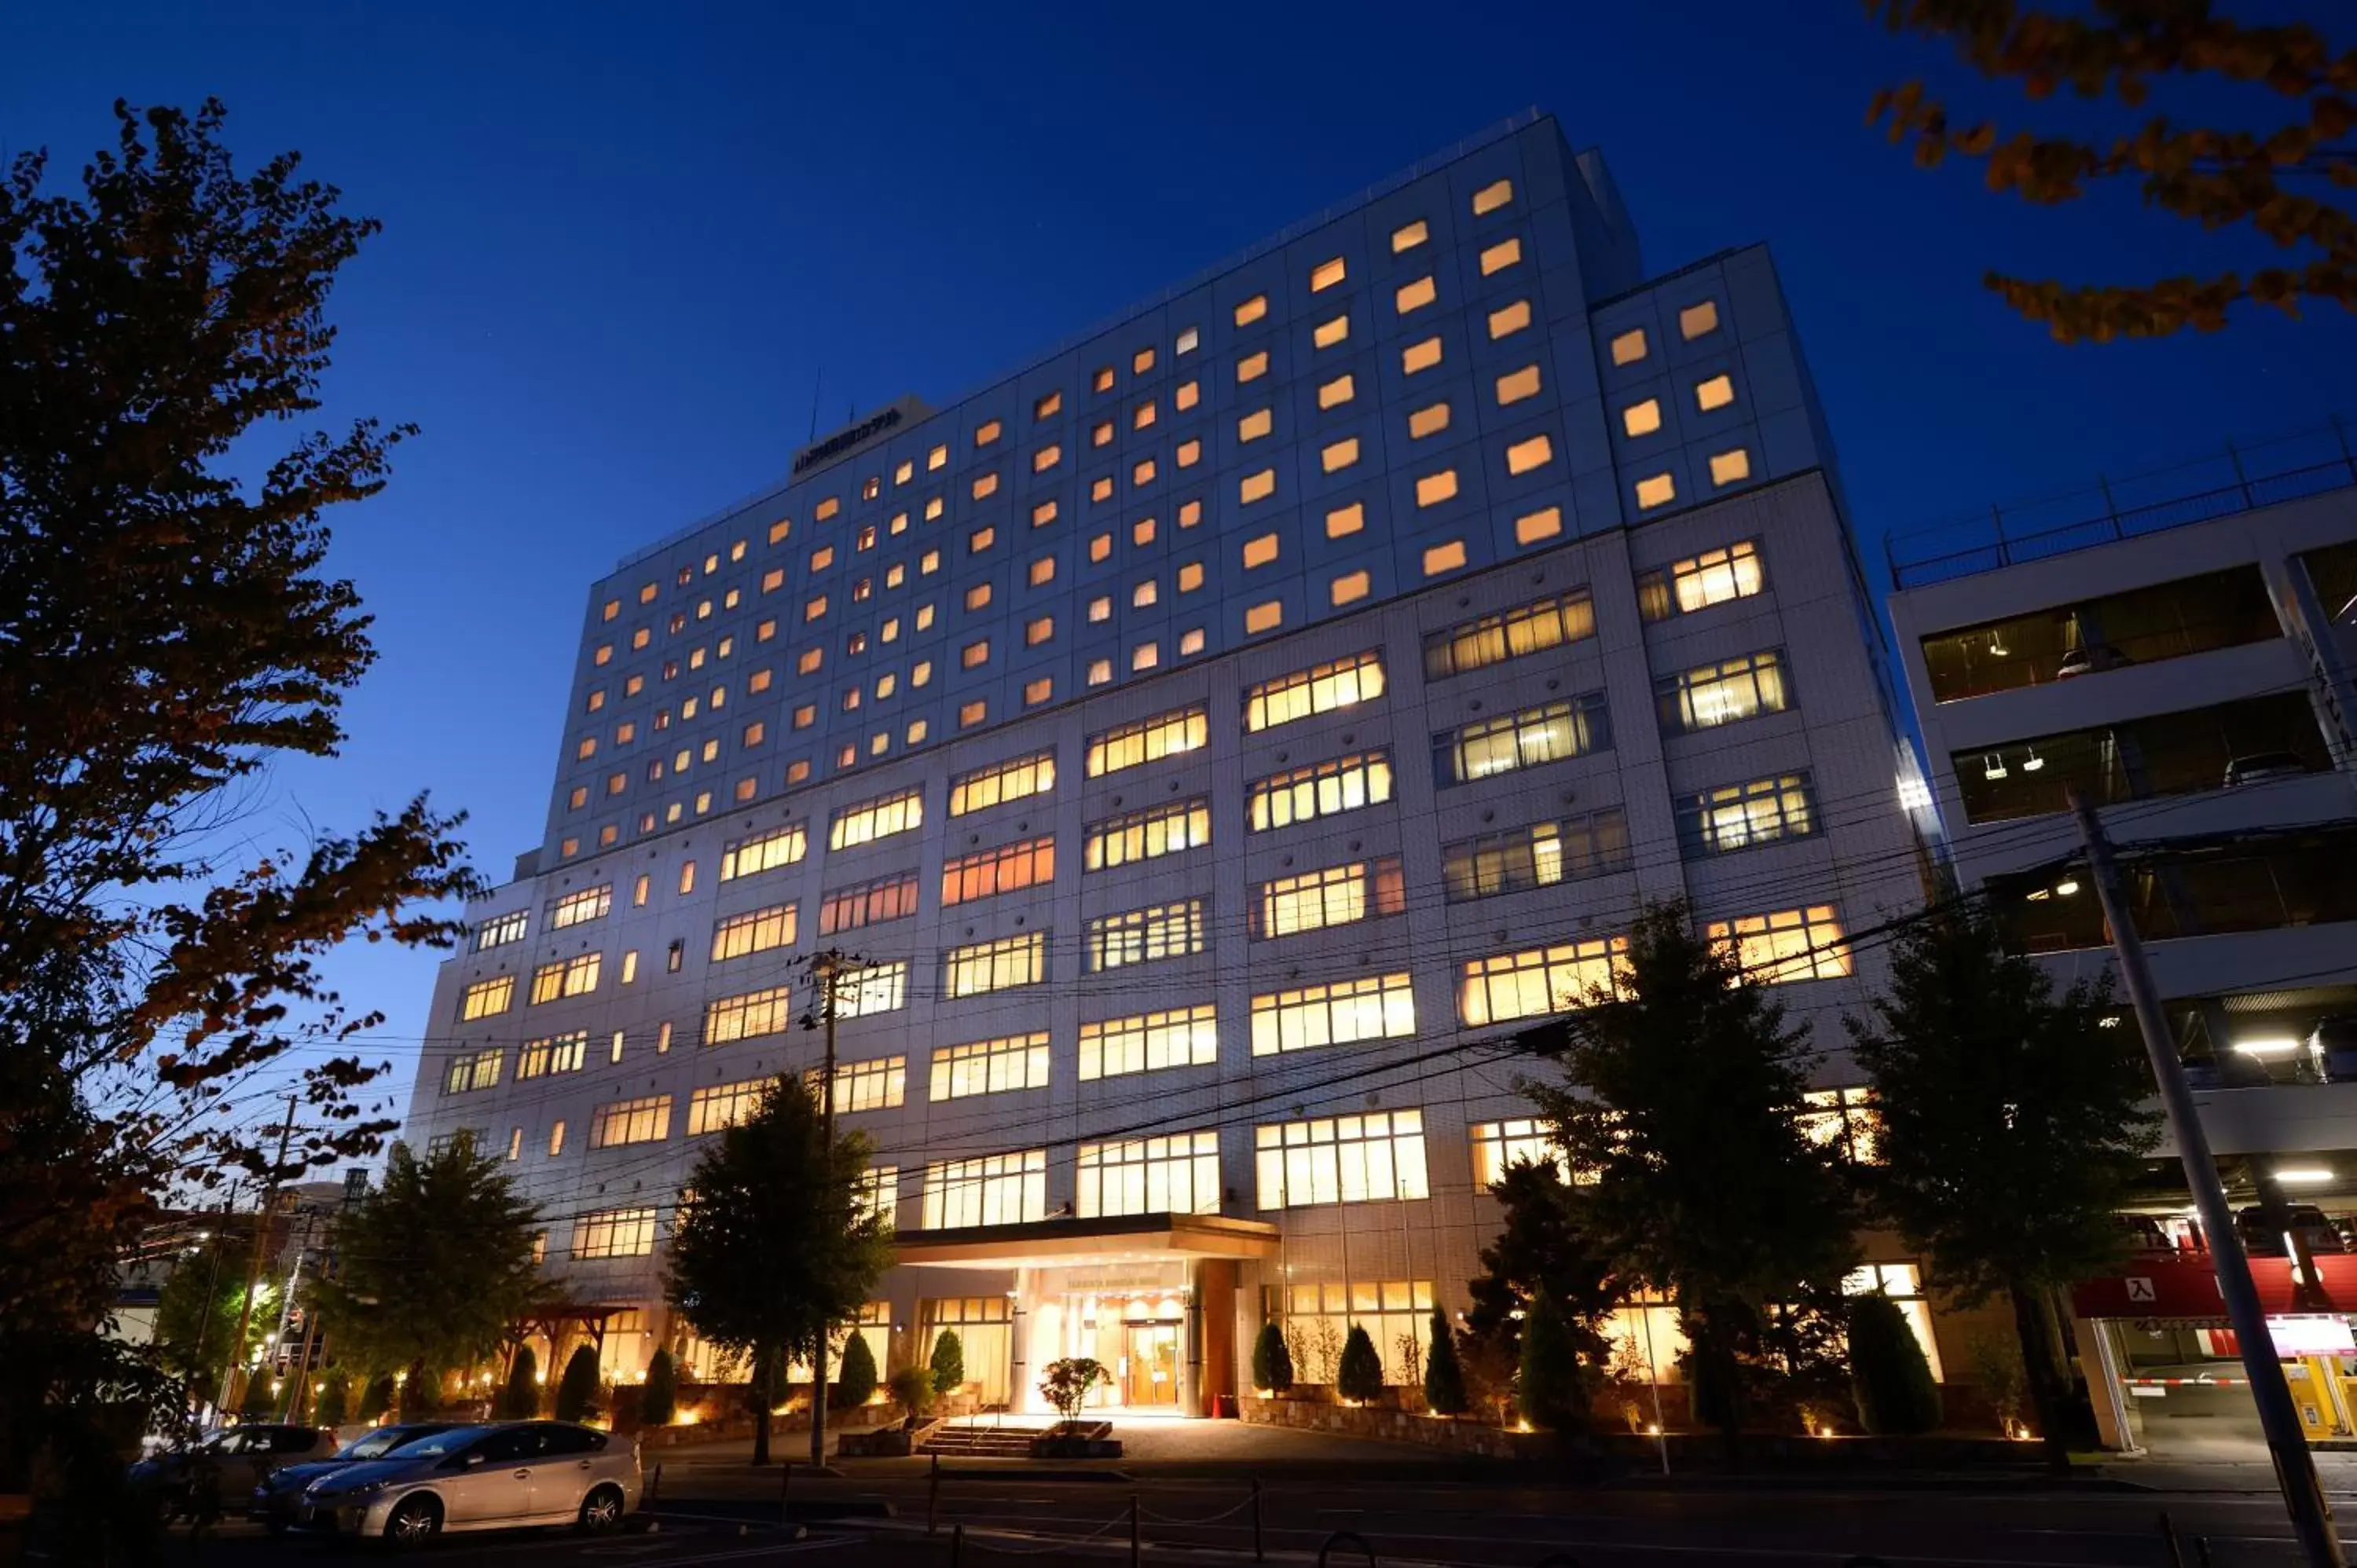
[185,1179,240,1421]
[808,951,842,1470]
[221,1095,299,1420]
[2069,792,2344,1568]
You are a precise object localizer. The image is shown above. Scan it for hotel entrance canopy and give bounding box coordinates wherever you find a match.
[891,1212,1280,1270]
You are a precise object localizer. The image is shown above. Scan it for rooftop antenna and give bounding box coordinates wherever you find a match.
[807,367,823,442]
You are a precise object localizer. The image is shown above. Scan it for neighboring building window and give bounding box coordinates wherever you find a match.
[944,931,1047,998]
[1472,177,1513,214]
[1657,649,1790,733]
[1079,1005,1218,1081]
[1246,751,1394,831]
[830,786,924,849]
[456,976,514,1021]
[1242,650,1385,733]
[1611,328,1648,365]
[1480,236,1523,275]
[1085,705,1207,777]
[588,1094,671,1149]
[1497,364,1542,405]
[1083,798,1210,870]
[1680,299,1721,339]
[1255,1111,1428,1208]
[687,1078,767,1136]
[1707,906,1853,984]
[1679,774,1818,856]
[1441,809,1633,901]
[1310,255,1347,291]
[1250,973,1416,1056]
[1844,1261,1941,1379]
[1434,695,1611,784]
[1423,591,1596,680]
[443,1047,503,1095]
[1637,539,1764,621]
[573,1207,658,1259]
[704,984,794,1046]
[929,1033,1050,1101]
[1458,937,1629,1027]
[1470,1119,1567,1188]
[474,910,528,951]
[834,960,908,1017]
[1805,1086,1882,1164]
[941,836,1055,906]
[516,1031,588,1079]
[719,822,806,881]
[1078,1131,1221,1218]
[818,870,920,935]
[1087,898,1206,971]
[1251,858,1405,939]
[922,1149,1047,1229]
[1634,473,1676,509]
[529,952,601,1004]
[705,892,801,958]
[816,1055,907,1113]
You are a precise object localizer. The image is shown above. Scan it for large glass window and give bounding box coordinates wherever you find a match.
[1083,798,1210,870]
[1244,651,1386,732]
[1078,1131,1221,1218]
[573,1207,657,1259]
[817,1055,907,1112]
[1434,695,1610,785]
[931,1033,1051,1101]
[1255,1112,1428,1208]
[819,870,920,934]
[1952,693,2329,825]
[1677,775,1817,855]
[1424,592,1596,680]
[1251,859,1404,938]
[830,786,924,849]
[549,884,612,929]
[1268,1280,1434,1386]
[720,822,806,881]
[944,932,1047,997]
[711,902,797,962]
[1636,540,1763,621]
[443,1046,503,1094]
[941,837,1055,905]
[1918,565,2281,702]
[922,1149,1047,1229]
[1079,1005,1218,1080]
[1803,1086,1881,1164]
[704,984,794,1045]
[1247,750,1393,831]
[950,750,1056,815]
[588,1094,671,1149]
[516,1031,588,1079]
[1991,825,2357,953]
[1442,810,1631,900]
[1084,706,1208,777]
[687,1077,767,1135]
[1706,907,1852,984]
[1086,899,1206,971]
[1469,1119,1567,1188]
[834,960,907,1018]
[1655,650,1788,733]
[529,952,601,1004]
[1458,938,1628,1026]
[457,976,513,1021]
[1250,973,1416,1056]
[474,910,528,951]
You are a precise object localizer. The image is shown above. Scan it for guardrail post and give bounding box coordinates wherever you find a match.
[2158,1510,2186,1568]
[647,1462,662,1509]
[1130,1492,1142,1568]
[928,1452,940,1536]
[951,1521,963,1568]
[1252,1478,1264,1562]
[779,1458,791,1527]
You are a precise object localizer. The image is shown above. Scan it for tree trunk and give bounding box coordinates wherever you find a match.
[401,1357,428,1420]
[2007,1282,2070,1475]
[750,1346,772,1466]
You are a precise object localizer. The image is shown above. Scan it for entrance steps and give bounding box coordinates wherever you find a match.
[918,1424,1052,1458]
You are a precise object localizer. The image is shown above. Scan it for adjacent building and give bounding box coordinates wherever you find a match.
[399,112,1929,1416]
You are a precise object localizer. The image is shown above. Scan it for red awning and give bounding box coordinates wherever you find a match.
[2072,1253,2357,1318]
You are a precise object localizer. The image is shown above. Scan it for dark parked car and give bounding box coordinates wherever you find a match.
[2056,643,2132,679]
[249,1423,463,1533]
[129,1423,335,1520]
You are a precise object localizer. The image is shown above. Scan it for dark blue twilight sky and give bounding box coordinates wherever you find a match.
[8,2,2352,1143]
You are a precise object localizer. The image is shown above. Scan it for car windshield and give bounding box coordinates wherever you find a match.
[340,1428,422,1460]
[383,1426,489,1459]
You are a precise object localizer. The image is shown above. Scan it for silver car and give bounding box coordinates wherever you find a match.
[297,1421,638,1542]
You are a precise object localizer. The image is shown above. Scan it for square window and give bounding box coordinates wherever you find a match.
[1325,501,1365,539]
[894,460,914,484]
[1178,561,1204,592]
[1027,615,1054,645]
[1402,336,1442,374]
[1237,350,1268,383]
[1478,236,1522,276]
[1177,438,1201,467]
[1395,276,1436,314]
[815,496,840,521]
[1032,444,1062,473]
[1391,218,1428,252]
[964,583,992,611]
[1029,555,1055,586]
[1623,399,1662,437]
[1415,469,1459,507]
[1242,533,1279,569]
[928,444,948,471]
[925,496,944,519]
[1093,365,1115,393]
[1234,295,1267,327]
[1636,473,1677,509]
[1179,499,1202,528]
[975,419,1002,447]
[1408,402,1450,439]
[1710,448,1753,485]
[1611,328,1648,365]
[1695,373,1736,412]
[1318,373,1354,409]
[1680,300,1721,339]
[1239,468,1276,505]
[1035,390,1062,420]
[1175,379,1200,410]
[1239,407,1274,441]
[1331,570,1370,606]
[1423,540,1467,575]
[1133,401,1157,430]
[1496,364,1542,405]
[1515,505,1563,544]
[1032,499,1059,527]
[1131,642,1160,671]
[1180,627,1205,655]
[1487,299,1531,339]
[970,525,996,553]
[1091,477,1114,502]
[1092,420,1114,448]
[1133,580,1157,607]
[1133,458,1157,486]
[1310,256,1347,292]
[1176,325,1200,355]
[1089,595,1111,621]
[1132,517,1157,545]
[1090,533,1113,562]
[1312,313,1350,350]
[1321,437,1360,473]
[1087,658,1113,686]
[1132,346,1156,374]
[1505,434,1554,475]
[1025,676,1054,705]
[1245,600,1282,634]
[960,699,988,727]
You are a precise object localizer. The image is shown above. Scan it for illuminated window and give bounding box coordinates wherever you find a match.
[1080,1005,1217,1080]
[1250,973,1416,1056]
[1131,458,1155,486]
[1252,858,1404,939]
[528,952,601,1004]
[475,910,529,953]
[1414,469,1458,507]
[1176,379,1199,409]
[1442,808,1633,901]
[1637,540,1765,625]
[1237,350,1268,383]
[836,960,909,1018]
[1233,294,1266,327]
[925,496,944,519]
[974,419,1002,448]
[1087,898,1205,972]
[1087,658,1113,686]
[456,977,514,1022]
[1083,797,1210,870]
[1032,498,1058,528]
[1424,540,1467,575]
[1331,570,1370,606]
[950,751,1054,818]
[940,834,1054,906]
[1707,906,1851,984]
[812,1055,906,1116]
[805,595,828,623]
[1322,502,1365,540]
[1028,555,1055,588]
[1487,299,1531,339]
[1025,615,1054,647]
[1395,275,1436,313]
[1034,390,1062,420]
[1472,178,1513,214]
[1179,627,1205,655]
[930,1032,1050,1101]
[829,786,923,849]
[1179,498,1202,527]
[798,647,823,676]
[1656,649,1788,733]
[971,472,999,500]
[1391,218,1428,252]
[1242,533,1279,570]
[1089,535,1112,565]
[1471,1119,1568,1187]
[1093,365,1114,393]
[1458,936,1628,1026]
[1679,773,1816,856]
[1134,401,1157,430]
[1312,314,1349,349]
[1132,580,1157,608]
[1244,650,1384,732]
[1246,749,1392,831]
[922,1149,1045,1229]
[1091,477,1113,503]
[1402,336,1442,374]
[818,870,919,935]
[1245,600,1282,633]
[1634,473,1676,509]
[571,1207,656,1259]
[1612,328,1648,363]
[927,444,948,471]
[816,496,841,521]
[1085,706,1205,778]
[1239,469,1275,505]
[1024,676,1053,705]
[710,901,797,962]
[1695,373,1736,412]
[687,1078,765,1136]
[1408,402,1449,439]
[1131,643,1160,671]
[588,1094,671,1149]
[1310,256,1347,292]
[1496,364,1542,406]
[943,931,1047,998]
[1255,1111,1428,1209]
[549,885,612,930]
[1435,694,1611,784]
[1710,448,1752,485]
[1479,236,1522,275]
[1177,561,1204,592]
[965,583,992,611]
[1032,443,1062,473]
[1177,438,1200,467]
[1176,325,1198,355]
[961,639,989,670]
[1238,407,1272,441]
[442,1048,503,1097]
[1426,590,1596,680]
[1505,434,1553,474]
[1680,299,1721,339]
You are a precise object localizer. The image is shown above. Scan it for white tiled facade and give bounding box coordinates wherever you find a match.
[400,115,1926,1413]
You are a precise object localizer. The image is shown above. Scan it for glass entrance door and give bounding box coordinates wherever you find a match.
[1123,1324,1179,1406]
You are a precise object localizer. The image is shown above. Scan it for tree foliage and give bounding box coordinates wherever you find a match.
[150,1234,272,1400]
[313,1372,349,1427]
[1462,1159,1622,1371]
[307,1135,544,1401]
[1517,1295,1585,1431]
[1422,1309,1469,1416]
[1251,1321,1294,1394]
[1527,900,1857,1457]
[1336,1325,1384,1404]
[1847,900,2157,1465]
[0,97,479,1501]
[500,1346,541,1421]
[1848,1292,1944,1435]
[1866,1,2357,339]
[555,1345,601,1424]
[1039,1358,1105,1421]
[889,1364,931,1420]
[641,1348,677,1427]
[929,1328,965,1398]
[834,1330,878,1409]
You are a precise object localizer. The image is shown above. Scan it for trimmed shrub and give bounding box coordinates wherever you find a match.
[929,1329,966,1398]
[1517,1296,1585,1431]
[313,1373,350,1427]
[237,1366,277,1419]
[555,1345,602,1423]
[889,1364,932,1420]
[500,1346,540,1420]
[641,1348,678,1427]
[1423,1310,1469,1416]
[1336,1324,1384,1404]
[1250,1321,1294,1394]
[356,1372,395,1423]
[835,1331,878,1409]
[1847,1292,1942,1436]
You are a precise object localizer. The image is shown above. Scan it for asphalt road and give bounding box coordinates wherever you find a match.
[172,1472,2357,1568]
